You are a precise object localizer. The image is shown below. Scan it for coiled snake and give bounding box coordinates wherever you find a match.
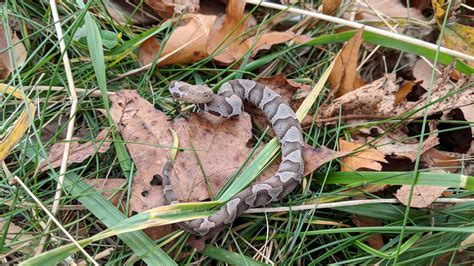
[162,79,304,236]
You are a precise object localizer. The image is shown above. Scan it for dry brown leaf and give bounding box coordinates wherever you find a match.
[329,28,364,97]
[139,14,216,66]
[206,0,252,59]
[322,0,342,15]
[373,133,439,162]
[339,139,388,171]
[395,184,447,208]
[352,215,384,249]
[0,23,27,79]
[170,112,253,201]
[109,90,173,215]
[39,128,111,172]
[84,178,127,206]
[145,0,199,18]
[320,74,399,119]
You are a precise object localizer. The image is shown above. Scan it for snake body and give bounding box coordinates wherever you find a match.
[163,79,304,236]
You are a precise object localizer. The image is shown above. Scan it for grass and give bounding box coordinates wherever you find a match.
[1,0,474,265]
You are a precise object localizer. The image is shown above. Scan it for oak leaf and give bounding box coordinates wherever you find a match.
[339,139,388,171]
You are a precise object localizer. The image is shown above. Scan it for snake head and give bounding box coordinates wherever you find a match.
[169,81,214,104]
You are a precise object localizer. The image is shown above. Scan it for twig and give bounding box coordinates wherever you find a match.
[2,163,97,265]
[245,198,474,213]
[245,0,474,62]
[36,0,80,255]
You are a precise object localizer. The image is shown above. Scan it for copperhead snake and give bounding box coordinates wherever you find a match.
[162,79,304,236]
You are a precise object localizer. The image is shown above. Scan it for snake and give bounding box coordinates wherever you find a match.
[162,79,304,236]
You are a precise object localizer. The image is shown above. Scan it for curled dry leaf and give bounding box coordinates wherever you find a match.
[320,74,399,119]
[39,128,111,172]
[395,184,447,208]
[339,139,388,171]
[0,23,27,79]
[139,14,216,66]
[109,90,173,214]
[145,0,199,18]
[329,28,365,97]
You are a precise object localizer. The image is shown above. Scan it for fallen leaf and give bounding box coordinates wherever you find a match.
[206,0,253,60]
[329,28,365,97]
[339,139,388,171]
[109,90,173,214]
[170,112,253,201]
[395,184,447,208]
[139,14,216,66]
[39,128,111,172]
[84,178,127,206]
[320,73,399,119]
[145,0,199,18]
[322,0,342,15]
[0,23,27,79]
[352,215,384,249]
[372,133,439,162]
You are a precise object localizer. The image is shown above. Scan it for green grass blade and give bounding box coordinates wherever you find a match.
[318,171,474,189]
